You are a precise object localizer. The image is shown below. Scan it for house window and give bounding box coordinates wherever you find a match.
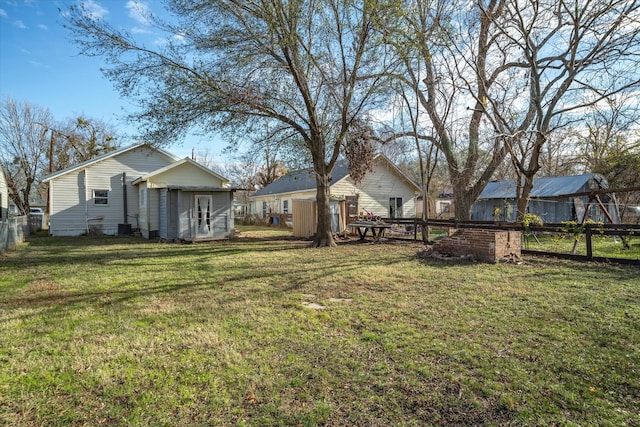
[346,195,358,216]
[440,201,450,215]
[389,197,403,218]
[139,187,147,208]
[93,189,109,205]
[283,200,289,214]
[262,201,267,218]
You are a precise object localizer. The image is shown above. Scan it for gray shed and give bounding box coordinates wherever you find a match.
[471,174,620,223]
[133,157,234,241]
[159,187,234,242]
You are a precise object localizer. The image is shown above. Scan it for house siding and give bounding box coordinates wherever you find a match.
[48,170,89,236]
[48,146,175,236]
[146,163,226,188]
[159,189,168,239]
[252,190,315,219]
[0,166,9,219]
[148,188,160,237]
[250,160,419,220]
[332,163,417,218]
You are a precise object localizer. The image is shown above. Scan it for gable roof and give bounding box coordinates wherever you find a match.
[41,143,180,183]
[132,157,229,186]
[477,173,609,200]
[251,159,349,197]
[251,154,420,197]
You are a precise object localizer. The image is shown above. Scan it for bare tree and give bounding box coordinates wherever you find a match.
[386,0,512,220]
[571,95,640,221]
[64,0,395,246]
[488,0,640,220]
[0,98,52,215]
[53,116,119,170]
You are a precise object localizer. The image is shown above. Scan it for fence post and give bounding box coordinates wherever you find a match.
[585,223,593,260]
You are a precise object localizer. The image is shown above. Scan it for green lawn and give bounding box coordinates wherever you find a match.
[523,233,640,261]
[1,227,638,426]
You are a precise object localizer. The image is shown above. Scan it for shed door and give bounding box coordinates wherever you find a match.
[330,201,340,233]
[195,195,214,240]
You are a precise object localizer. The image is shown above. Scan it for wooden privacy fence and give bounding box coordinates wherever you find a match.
[378,218,640,265]
[0,216,29,255]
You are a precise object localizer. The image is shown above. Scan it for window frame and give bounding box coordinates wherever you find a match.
[389,197,403,218]
[93,189,110,206]
[345,195,358,217]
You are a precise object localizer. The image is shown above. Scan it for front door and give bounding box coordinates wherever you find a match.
[195,195,214,240]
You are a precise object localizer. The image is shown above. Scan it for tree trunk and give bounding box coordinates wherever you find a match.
[312,159,336,247]
[453,185,473,221]
[516,174,535,222]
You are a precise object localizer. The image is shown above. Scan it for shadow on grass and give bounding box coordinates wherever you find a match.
[1,233,412,322]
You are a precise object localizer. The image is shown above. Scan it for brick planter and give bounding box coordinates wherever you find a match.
[433,228,522,262]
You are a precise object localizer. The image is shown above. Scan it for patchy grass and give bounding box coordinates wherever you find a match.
[1,227,638,426]
[524,233,640,261]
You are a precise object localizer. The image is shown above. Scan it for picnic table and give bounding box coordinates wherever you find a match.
[347,221,392,242]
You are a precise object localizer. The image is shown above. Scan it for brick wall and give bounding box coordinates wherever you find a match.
[433,228,522,262]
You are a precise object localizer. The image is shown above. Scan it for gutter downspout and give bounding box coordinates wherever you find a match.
[122,172,128,224]
[229,190,234,240]
[146,185,150,237]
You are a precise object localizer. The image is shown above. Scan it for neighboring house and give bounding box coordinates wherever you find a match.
[416,188,455,219]
[249,154,421,222]
[435,188,455,219]
[42,143,234,241]
[471,173,620,223]
[0,163,8,219]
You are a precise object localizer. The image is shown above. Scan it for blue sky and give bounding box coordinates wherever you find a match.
[0,0,226,160]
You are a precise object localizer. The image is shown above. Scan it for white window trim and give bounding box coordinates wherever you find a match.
[93,189,110,206]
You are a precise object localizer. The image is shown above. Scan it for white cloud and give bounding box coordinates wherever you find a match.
[131,26,151,34]
[0,8,7,18]
[126,0,151,26]
[37,24,48,30]
[13,20,27,29]
[153,37,167,46]
[153,33,186,46]
[80,0,109,20]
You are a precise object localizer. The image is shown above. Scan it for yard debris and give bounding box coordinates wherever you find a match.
[416,246,477,262]
[499,253,524,264]
[302,302,325,310]
[244,391,258,405]
[328,298,352,303]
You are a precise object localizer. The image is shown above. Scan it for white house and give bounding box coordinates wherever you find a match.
[42,143,234,241]
[0,163,8,220]
[249,154,421,221]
